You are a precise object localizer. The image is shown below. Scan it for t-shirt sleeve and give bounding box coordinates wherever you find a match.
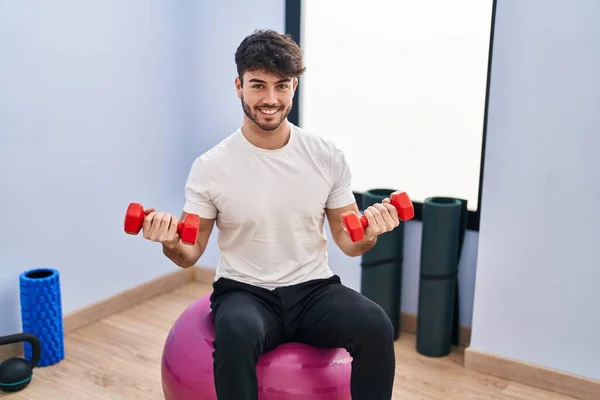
[183,156,218,219]
[326,146,356,209]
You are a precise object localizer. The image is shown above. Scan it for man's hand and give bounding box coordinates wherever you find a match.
[327,198,400,257]
[342,197,400,242]
[142,208,182,250]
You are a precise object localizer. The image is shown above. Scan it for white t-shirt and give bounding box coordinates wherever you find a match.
[182,123,356,290]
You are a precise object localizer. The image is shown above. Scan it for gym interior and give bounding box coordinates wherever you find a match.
[1,0,599,399]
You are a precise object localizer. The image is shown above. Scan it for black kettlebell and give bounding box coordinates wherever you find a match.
[0,333,41,392]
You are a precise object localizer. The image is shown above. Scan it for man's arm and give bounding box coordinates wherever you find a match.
[326,203,378,257]
[163,212,215,268]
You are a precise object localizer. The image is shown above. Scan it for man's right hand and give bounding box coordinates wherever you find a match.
[142,209,182,249]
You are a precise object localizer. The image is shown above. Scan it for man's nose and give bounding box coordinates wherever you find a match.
[263,88,278,105]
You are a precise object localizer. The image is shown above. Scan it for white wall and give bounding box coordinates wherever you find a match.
[0,0,283,337]
[470,0,600,381]
[0,1,196,337]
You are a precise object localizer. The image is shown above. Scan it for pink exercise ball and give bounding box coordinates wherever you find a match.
[161,293,352,400]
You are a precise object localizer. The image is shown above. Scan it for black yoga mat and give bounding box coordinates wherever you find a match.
[416,197,467,357]
[359,189,405,340]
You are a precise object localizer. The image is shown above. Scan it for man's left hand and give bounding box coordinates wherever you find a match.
[359,197,400,242]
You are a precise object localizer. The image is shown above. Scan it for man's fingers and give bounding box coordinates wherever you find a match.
[365,206,386,234]
[380,203,400,227]
[147,212,165,241]
[140,210,181,247]
[159,213,172,233]
[142,212,156,239]
[363,208,376,230]
[168,215,179,237]
[372,204,395,231]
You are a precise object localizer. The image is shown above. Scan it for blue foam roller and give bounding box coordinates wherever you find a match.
[19,268,65,367]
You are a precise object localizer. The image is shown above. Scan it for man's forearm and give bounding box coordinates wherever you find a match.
[339,233,378,257]
[162,242,202,268]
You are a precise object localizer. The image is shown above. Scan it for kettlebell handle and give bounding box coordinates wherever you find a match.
[0,333,41,368]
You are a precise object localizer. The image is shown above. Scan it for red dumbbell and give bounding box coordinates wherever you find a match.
[124,202,200,245]
[341,191,414,242]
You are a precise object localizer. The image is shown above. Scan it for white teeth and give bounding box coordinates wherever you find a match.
[259,108,278,115]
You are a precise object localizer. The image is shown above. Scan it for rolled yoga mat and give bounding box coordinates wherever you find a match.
[360,188,405,340]
[416,197,467,357]
[19,268,65,366]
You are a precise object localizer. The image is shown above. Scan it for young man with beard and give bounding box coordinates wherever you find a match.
[142,29,399,400]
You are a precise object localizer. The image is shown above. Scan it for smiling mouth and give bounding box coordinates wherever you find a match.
[258,107,279,116]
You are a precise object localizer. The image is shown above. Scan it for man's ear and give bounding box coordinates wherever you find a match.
[292,77,299,96]
[235,76,242,99]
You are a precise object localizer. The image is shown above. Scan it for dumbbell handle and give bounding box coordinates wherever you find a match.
[358,215,370,229]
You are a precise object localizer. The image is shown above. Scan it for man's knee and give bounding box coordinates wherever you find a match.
[351,299,395,345]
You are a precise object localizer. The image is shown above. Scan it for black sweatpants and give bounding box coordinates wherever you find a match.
[209,274,396,400]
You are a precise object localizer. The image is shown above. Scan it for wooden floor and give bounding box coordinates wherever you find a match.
[1,282,575,400]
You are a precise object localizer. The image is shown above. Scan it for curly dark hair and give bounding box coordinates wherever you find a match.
[235,29,306,83]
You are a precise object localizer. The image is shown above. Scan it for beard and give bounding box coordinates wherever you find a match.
[241,95,292,132]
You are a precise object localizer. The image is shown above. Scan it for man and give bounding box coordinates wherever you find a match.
[142,29,398,400]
